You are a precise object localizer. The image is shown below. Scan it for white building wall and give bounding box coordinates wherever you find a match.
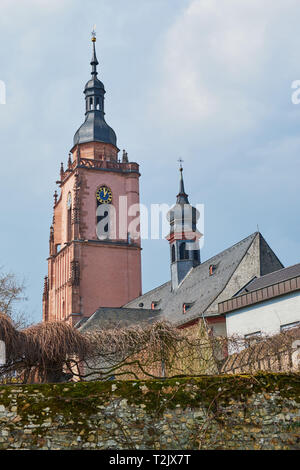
[226,291,300,338]
[0,340,5,366]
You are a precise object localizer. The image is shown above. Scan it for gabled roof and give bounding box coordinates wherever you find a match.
[125,232,259,326]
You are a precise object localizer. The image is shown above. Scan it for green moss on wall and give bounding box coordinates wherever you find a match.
[0,372,299,420]
[0,373,299,450]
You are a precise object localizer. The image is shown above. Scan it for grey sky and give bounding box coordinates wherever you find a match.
[0,0,299,323]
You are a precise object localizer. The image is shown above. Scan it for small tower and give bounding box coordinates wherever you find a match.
[166,165,201,291]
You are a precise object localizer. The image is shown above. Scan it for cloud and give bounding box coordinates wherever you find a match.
[220,135,300,193]
[1,0,71,10]
[148,0,300,139]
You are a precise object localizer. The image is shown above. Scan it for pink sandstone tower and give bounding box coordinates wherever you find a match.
[43,32,142,325]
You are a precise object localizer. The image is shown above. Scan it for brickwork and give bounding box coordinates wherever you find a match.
[43,140,142,324]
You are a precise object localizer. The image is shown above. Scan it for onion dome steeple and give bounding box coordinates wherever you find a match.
[166,163,201,291]
[73,28,117,147]
[168,164,199,234]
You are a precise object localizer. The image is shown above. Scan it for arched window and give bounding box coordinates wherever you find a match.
[171,244,176,263]
[179,242,185,260]
[67,192,72,242]
[96,186,113,239]
[62,300,65,320]
[97,208,109,238]
[179,242,189,260]
[103,210,109,233]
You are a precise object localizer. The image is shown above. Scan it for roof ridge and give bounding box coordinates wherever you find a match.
[123,280,171,306]
[197,231,258,268]
[97,306,157,312]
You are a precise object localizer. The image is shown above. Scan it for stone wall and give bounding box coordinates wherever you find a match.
[0,373,299,450]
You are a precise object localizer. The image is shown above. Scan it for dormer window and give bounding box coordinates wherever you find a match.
[179,242,189,260]
[209,264,217,276]
[183,303,193,314]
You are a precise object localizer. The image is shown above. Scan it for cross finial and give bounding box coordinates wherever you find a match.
[178,158,184,171]
[176,159,189,204]
[91,25,96,42]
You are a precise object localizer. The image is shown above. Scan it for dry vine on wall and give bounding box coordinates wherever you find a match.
[0,312,299,384]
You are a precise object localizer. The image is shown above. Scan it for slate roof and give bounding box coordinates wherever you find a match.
[124,232,259,327]
[218,261,300,315]
[73,111,117,147]
[78,307,160,332]
[80,231,285,331]
[239,262,300,293]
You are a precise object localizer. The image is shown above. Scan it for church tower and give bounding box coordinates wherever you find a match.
[166,166,201,291]
[43,32,142,325]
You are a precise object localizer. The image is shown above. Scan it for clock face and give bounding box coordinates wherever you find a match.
[67,192,72,209]
[96,186,112,204]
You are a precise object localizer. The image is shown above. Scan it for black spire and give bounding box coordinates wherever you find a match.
[91,33,99,78]
[73,29,117,148]
[176,165,190,205]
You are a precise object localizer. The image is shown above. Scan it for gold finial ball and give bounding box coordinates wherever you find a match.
[91,25,96,42]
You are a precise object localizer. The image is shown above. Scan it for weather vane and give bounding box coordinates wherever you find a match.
[91,25,97,42]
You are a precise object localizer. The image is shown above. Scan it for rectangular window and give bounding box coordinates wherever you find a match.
[244,331,261,347]
[280,321,300,331]
[245,331,261,339]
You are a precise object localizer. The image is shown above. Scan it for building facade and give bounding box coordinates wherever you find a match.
[219,263,300,340]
